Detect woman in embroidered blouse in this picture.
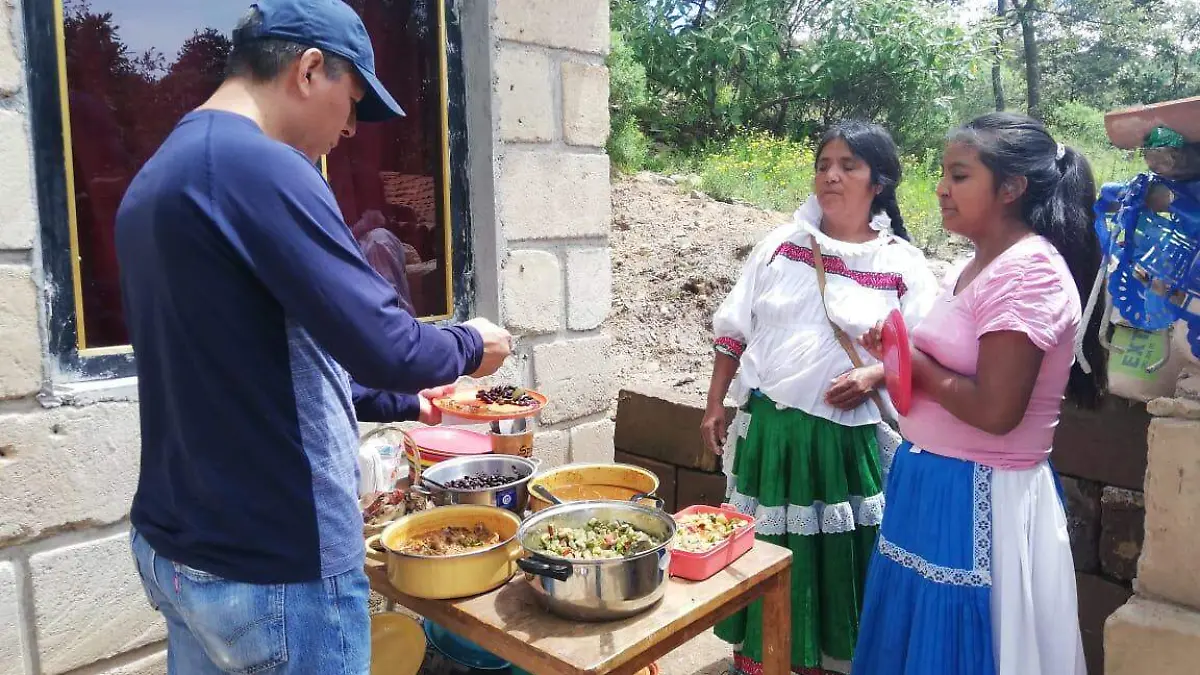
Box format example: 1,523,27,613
850,113,1105,675
702,121,938,675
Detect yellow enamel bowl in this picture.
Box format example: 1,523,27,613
526,463,661,512
365,505,523,600
369,613,425,675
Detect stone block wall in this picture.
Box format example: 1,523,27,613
0,0,614,672
1,0,167,670
486,0,616,464
1104,399,1200,674
612,386,734,512
1051,397,1151,674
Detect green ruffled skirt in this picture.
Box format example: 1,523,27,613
716,393,885,672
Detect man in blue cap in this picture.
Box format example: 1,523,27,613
116,2,512,672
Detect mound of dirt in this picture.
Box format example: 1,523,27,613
607,174,788,406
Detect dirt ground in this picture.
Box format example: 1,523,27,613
607,173,787,407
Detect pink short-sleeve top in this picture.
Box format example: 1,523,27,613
900,235,1081,470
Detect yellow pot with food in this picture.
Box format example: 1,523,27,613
365,505,523,599
527,463,661,512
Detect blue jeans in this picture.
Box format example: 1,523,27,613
130,528,370,674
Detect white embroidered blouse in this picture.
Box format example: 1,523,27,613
713,196,939,427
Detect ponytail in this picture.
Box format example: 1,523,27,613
953,113,1107,408
1028,146,1106,407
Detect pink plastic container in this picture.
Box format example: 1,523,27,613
669,504,756,581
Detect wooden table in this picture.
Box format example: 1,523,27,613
367,542,793,675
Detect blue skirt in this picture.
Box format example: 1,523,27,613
851,443,996,675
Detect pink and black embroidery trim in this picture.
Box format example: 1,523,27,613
714,337,746,358
770,242,908,298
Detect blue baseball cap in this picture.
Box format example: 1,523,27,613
241,0,405,121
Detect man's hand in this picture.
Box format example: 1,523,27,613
417,384,456,425
463,318,513,377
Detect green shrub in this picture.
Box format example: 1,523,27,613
609,116,651,174
1045,101,1110,149
688,132,815,212
898,152,949,254
607,28,652,174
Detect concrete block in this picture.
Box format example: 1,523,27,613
677,467,728,509
0,403,141,546
0,562,23,675
0,265,41,398
1060,476,1101,574
495,0,610,54
533,336,614,425
1178,369,1200,400
0,112,36,249
1100,487,1145,582
98,648,168,675
467,348,531,392
613,386,727,474
1052,397,1150,490
31,532,166,674
533,430,569,469
502,250,562,335
566,248,611,331
1139,418,1200,609
1076,572,1132,675
1106,596,1200,674
615,450,677,512
570,418,615,464
497,150,610,241
1147,396,1200,420
495,46,554,143
0,1,20,97
561,62,609,147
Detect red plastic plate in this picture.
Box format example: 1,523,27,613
881,309,913,416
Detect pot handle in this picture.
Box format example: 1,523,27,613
364,535,388,564
517,556,572,582
632,493,665,510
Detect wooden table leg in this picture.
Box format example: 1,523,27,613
760,567,792,675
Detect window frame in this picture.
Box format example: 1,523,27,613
24,0,473,383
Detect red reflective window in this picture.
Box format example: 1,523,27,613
58,0,454,349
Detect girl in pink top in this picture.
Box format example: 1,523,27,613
851,113,1106,675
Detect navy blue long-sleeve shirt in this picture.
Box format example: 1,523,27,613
349,381,421,422
116,110,482,583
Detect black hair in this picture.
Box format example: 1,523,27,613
226,7,352,82
816,120,910,241
952,112,1107,408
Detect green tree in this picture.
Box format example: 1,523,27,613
614,0,988,149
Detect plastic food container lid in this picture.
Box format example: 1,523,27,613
405,427,491,456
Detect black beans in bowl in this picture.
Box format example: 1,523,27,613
444,471,522,491
476,386,539,407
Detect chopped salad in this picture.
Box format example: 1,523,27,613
537,518,662,560
673,512,750,553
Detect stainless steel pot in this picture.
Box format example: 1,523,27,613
417,455,540,514
515,499,676,621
